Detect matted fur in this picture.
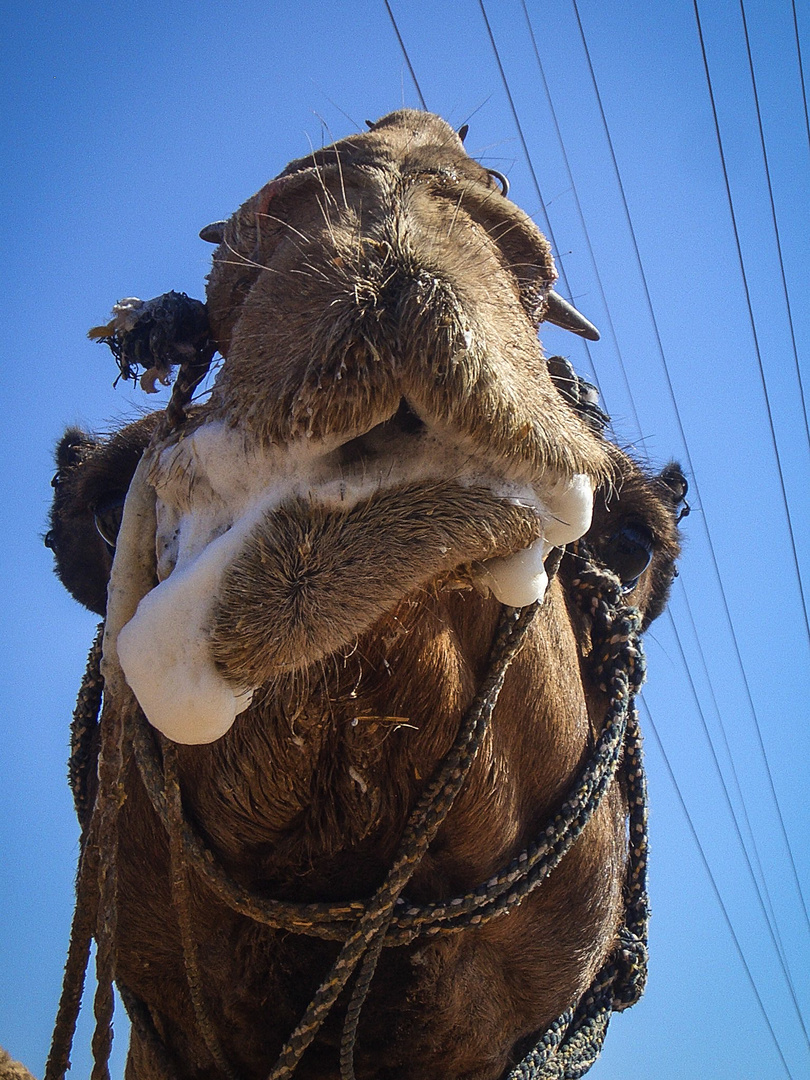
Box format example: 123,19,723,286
0,1048,36,1080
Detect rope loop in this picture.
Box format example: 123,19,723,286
50,541,651,1080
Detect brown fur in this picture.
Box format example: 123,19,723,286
0,1049,36,1080
47,111,685,1079
210,485,543,682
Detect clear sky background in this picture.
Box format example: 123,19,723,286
1,2,809,1078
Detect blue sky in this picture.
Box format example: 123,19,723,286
1,1,809,1077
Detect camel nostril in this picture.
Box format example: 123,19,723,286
391,398,425,435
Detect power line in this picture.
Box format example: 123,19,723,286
692,0,810,653
523,0,810,1042
384,2,427,109
675,580,785,959
792,0,810,155
643,700,796,1080
527,0,809,1020
570,0,810,939
516,0,810,1048
476,0,555,246
692,0,810,931
739,0,810,458
665,606,809,1049
476,0,604,400
519,0,645,452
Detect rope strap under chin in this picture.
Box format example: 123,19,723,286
49,546,649,1080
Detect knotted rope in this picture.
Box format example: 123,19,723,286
68,626,104,831
48,545,649,1080
88,291,215,432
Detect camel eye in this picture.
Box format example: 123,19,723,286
603,523,654,591
93,496,126,552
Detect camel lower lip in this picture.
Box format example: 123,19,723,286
117,421,595,744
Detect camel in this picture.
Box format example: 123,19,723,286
43,110,685,1080
0,1049,36,1080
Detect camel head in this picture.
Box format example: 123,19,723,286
45,111,688,1080
50,111,684,748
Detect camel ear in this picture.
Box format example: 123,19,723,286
45,417,159,615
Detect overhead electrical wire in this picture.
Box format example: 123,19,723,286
738,0,810,460
474,0,554,245
521,0,810,1046
665,606,809,1049
518,0,810,1059
383,0,427,111
475,0,605,402
692,0,810,930
567,0,810,942
472,0,806,1058
517,0,804,1014
675,579,786,961
383,0,807,1068
792,0,810,154
518,0,645,452
643,701,796,1080
565,0,810,950
692,0,810,653
572,0,810,1050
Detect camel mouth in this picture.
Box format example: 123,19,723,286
334,398,427,468
204,130,611,485
113,403,596,745
145,397,594,589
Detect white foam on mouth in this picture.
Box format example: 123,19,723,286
480,474,594,606
480,538,554,607
116,418,595,744
117,504,260,745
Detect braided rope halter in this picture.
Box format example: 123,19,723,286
47,319,649,1079
47,546,649,1080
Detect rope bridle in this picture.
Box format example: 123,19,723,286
47,536,649,1080
51,304,649,1080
